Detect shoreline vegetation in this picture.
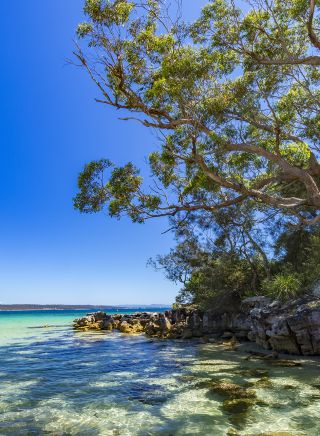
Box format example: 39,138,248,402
0,304,170,312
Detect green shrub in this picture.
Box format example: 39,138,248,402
262,272,302,301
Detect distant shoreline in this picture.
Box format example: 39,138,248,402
0,304,171,312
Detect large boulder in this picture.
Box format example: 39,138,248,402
119,320,144,334
73,312,112,331
145,314,172,337
250,296,320,355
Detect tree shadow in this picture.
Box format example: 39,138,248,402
0,330,320,435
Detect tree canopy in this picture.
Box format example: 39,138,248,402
74,0,320,227
150,212,320,306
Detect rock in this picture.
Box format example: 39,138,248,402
241,296,273,310
104,320,113,331
222,397,256,414
234,368,268,379
245,351,280,363
144,321,159,336
247,376,272,389
192,329,204,338
202,313,210,332
119,321,132,333
234,330,249,340
112,319,120,329
268,359,302,368
210,381,256,400
222,331,234,339
226,429,239,436
144,315,171,338
182,329,193,339
159,314,172,332
207,380,258,415
72,295,320,356
249,296,320,355
268,336,300,355
119,320,144,334
73,312,110,331
73,312,149,333
247,331,256,342
167,322,187,339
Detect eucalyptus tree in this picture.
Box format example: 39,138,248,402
149,204,273,304
74,0,320,227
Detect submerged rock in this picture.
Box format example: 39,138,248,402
222,397,256,413
268,359,302,368
210,381,256,400
203,379,259,417
247,376,272,389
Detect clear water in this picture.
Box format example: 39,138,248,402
0,310,320,435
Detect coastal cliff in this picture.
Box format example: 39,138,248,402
73,295,320,356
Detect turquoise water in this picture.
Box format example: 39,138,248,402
1,310,320,435
0,309,164,346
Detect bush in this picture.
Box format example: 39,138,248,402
175,253,262,309
262,272,302,301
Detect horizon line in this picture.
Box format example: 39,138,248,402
0,303,172,307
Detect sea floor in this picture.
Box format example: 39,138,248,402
0,311,320,435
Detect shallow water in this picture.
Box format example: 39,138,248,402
0,310,320,435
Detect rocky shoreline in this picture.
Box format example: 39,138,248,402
73,294,320,356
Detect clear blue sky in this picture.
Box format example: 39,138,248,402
1,1,213,305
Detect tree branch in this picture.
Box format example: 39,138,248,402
308,0,320,50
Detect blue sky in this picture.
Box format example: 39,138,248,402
2,1,213,305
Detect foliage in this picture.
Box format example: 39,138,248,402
152,215,320,306
176,253,256,309
74,0,320,226
74,159,112,213
262,271,302,301
150,208,271,307
73,1,320,306
274,227,320,291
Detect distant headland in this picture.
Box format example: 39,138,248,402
0,304,170,311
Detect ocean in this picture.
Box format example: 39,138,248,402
0,309,320,435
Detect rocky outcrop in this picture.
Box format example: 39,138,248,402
250,296,320,355
73,311,113,331
73,311,182,338
73,295,320,356
73,312,148,333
